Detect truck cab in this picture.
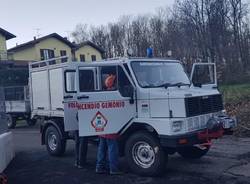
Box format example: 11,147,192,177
31,57,236,176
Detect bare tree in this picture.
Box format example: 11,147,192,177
71,24,90,43
71,0,250,83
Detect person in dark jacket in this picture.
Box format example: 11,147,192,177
74,130,88,168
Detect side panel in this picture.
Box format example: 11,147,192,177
5,101,30,113
149,88,170,118
49,68,64,111
31,71,50,111
78,92,136,136
64,101,78,131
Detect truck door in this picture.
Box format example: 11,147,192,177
190,63,217,89
63,69,78,131
77,65,136,137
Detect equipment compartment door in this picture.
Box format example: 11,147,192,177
77,65,136,136
63,69,78,131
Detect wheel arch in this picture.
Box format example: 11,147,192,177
41,118,66,145
119,122,159,156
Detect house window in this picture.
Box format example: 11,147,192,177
80,54,85,62
91,55,96,61
60,50,67,63
40,49,55,60
40,49,55,64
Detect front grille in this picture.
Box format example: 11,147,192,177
185,94,223,117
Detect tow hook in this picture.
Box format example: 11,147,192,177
194,141,212,150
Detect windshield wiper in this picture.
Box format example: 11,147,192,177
155,82,171,88
156,82,190,89
170,82,190,87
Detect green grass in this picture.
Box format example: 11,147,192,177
219,83,250,104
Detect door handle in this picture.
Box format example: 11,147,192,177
77,95,89,99
64,95,73,99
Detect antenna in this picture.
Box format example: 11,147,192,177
64,31,72,41
34,28,42,38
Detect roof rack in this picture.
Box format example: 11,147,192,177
102,57,128,61
29,56,70,69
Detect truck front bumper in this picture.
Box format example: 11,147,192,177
160,115,237,148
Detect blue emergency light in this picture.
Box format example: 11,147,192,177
147,48,153,58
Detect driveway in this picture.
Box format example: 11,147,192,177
4,123,250,184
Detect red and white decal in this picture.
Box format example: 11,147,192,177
91,111,108,132
68,100,125,110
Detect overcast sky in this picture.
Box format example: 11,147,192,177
1,0,174,49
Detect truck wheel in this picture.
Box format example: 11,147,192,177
45,126,66,156
6,114,16,129
27,119,36,126
125,131,167,176
178,146,210,159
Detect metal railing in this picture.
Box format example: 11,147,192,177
29,56,71,69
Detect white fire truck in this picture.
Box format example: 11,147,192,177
29,56,236,176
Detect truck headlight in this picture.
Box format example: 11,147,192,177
172,121,183,132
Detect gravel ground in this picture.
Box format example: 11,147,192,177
3,123,250,184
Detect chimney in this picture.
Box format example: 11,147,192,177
33,36,36,40
64,37,68,40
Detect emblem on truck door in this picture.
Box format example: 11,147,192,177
91,111,108,132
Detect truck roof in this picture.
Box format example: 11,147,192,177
29,56,180,71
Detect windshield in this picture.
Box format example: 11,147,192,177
131,61,190,88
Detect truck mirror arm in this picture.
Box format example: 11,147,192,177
129,94,135,104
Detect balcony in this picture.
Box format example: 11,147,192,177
0,51,14,61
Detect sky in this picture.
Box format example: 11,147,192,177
0,0,175,49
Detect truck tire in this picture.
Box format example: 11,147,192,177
178,146,210,159
6,114,16,129
125,131,167,176
26,119,36,126
45,126,66,156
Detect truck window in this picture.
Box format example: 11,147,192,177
4,86,24,101
79,70,95,92
65,70,76,93
118,66,133,97
100,66,117,91
192,65,215,85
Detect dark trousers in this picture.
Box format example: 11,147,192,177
74,131,88,166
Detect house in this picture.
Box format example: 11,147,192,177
8,33,105,63
0,27,16,61
8,33,75,62
73,41,104,62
